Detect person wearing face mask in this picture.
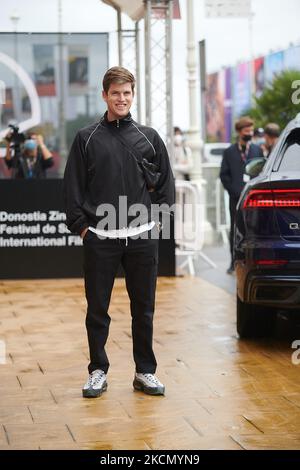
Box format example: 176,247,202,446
5,131,53,179
220,116,264,274
173,127,193,181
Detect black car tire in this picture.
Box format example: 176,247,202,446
236,295,276,338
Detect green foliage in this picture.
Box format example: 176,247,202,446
247,70,300,130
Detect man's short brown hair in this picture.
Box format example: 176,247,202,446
264,123,280,138
235,116,254,132
102,66,135,94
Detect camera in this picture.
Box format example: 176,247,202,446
5,124,26,146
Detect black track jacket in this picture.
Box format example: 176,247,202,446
63,112,175,235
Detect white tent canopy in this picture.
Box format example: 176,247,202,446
102,0,145,21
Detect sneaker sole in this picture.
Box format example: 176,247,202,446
133,379,165,396
82,382,108,398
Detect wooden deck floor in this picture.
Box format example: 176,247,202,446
1,276,300,450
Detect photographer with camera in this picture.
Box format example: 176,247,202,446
5,126,54,179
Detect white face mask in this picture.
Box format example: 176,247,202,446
256,138,266,146
174,134,183,146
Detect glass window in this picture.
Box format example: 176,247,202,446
0,32,108,178
279,130,300,171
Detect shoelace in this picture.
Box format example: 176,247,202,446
87,375,94,387
142,373,160,385
90,370,105,386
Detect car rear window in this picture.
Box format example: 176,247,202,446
279,129,300,171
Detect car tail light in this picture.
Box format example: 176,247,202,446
243,189,300,208
274,190,300,207
255,259,288,266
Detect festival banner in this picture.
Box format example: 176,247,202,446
206,71,225,142
233,62,251,118
284,45,300,70
224,67,233,142
264,51,284,84
254,57,265,97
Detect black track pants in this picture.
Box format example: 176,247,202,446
83,230,159,375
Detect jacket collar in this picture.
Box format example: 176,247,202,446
101,111,133,128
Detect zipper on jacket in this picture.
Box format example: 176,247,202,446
117,120,127,216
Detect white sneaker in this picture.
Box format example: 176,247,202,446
133,373,165,396
82,369,107,398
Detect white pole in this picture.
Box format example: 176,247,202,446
186,0,213,244
144,0,152,126
249,11,256,103
10,11,21,123
57,0,67,175
186,0,203,179
166,0,173,162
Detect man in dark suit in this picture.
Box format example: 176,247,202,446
220,116,264,274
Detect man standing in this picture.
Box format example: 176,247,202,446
220,116,264,274
64,67,174,398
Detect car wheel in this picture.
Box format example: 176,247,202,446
236,295,276,338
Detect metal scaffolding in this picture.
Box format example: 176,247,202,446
102,0,173,158
144,0,173,159
116,7,141,123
